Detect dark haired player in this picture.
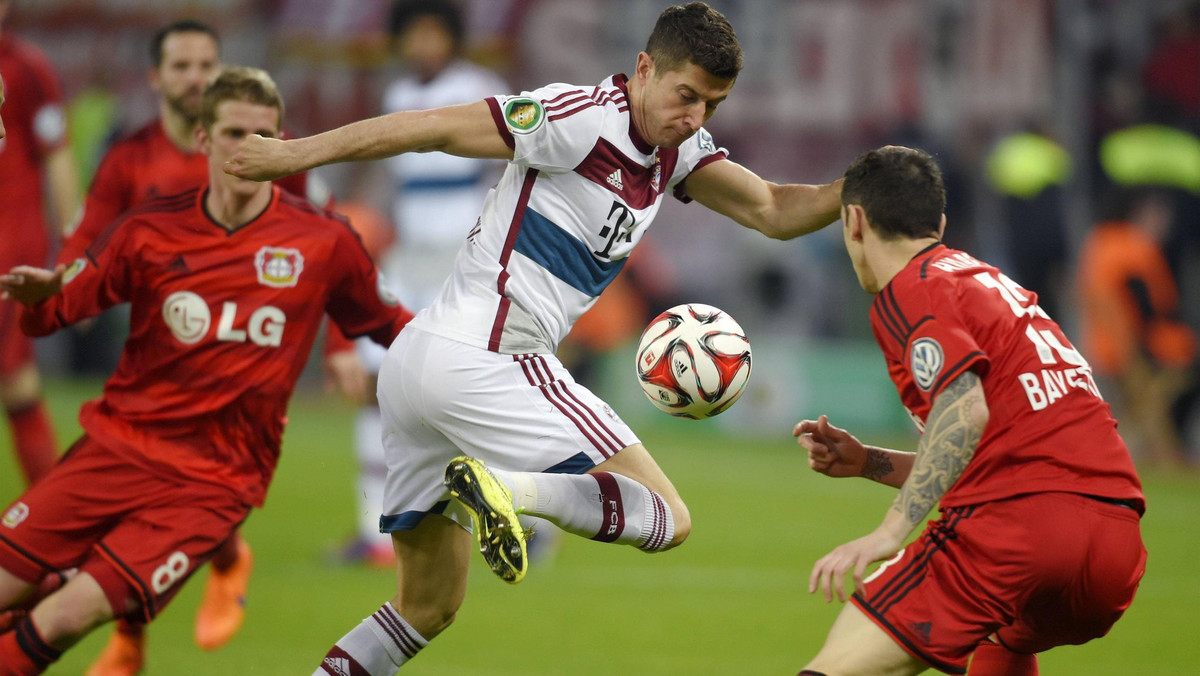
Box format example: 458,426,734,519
795,146,1146,676
229,3,846,674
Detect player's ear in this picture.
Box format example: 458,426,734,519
844,204,867,243
194,123,210,154
635,51,654,82
148,66,162,94
937,213,947,239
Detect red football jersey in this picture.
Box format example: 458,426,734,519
60,120,326,263
871,243,1144,512
0,34,67,263
21,186,412,506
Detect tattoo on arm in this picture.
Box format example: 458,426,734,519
862,448,895,481
891,371,985,528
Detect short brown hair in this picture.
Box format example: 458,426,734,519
645,2,742,81
842,146,946,240
150,19,220,66
199,66,284,130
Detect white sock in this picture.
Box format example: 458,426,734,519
492,469,675,551
314,602,427,675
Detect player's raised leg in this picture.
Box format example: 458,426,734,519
313,515,469,675
802,603,927,676
463,441,691,560
425,342,690,578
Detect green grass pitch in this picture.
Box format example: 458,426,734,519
1,378,1196,674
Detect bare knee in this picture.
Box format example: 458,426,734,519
29,573,114,647
661,499,692,551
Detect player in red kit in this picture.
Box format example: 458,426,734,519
794,146,1146,676
0,66,411,676
58,20,346,675
0,0,79,491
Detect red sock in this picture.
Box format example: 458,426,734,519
6,402,58,485
211,532,242,571
968,640,1038,675
0,616,61,675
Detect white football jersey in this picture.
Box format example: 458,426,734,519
409,73,728,354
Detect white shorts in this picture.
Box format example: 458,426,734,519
377,327,639,532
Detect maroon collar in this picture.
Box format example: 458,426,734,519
613,73,654,154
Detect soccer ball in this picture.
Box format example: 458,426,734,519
635,303,752,419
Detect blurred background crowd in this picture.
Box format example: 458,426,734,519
6,0,1199,465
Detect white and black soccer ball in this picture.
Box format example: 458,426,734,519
634,303,752,419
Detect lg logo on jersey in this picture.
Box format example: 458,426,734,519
162,291,285,347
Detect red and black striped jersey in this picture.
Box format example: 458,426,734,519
871,243,1144,513
22,186,412,506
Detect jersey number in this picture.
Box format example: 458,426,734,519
972,271,1087,367
151,551,190,594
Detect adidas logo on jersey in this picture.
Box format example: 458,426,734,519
167,254,190,274
606,168,624,191
323,656,352,676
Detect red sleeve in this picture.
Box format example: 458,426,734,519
901,286,989,406
325,224,413,347
60,152,132,263
22,217,136,336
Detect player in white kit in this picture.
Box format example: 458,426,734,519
226,4,844,673
344,0,509,567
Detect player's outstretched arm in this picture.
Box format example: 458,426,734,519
684,159,843,239
807,370,988,603
794,415,914,488
0,265,65,305
224,100,514,182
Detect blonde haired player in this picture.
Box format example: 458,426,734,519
0,66,412,675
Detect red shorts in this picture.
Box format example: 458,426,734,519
850,492,1146,674
0,436,250,622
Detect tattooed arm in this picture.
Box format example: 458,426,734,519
807,371,989,603
888,371,988,530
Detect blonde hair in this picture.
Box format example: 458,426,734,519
199,65,283,130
